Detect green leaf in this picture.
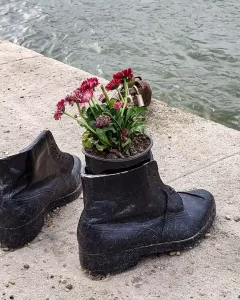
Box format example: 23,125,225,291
125,107,135,125
82,130,89,138
109,98,117,109
96,143,107,151
77,119,96,134
115,109,123,127
86,106,93,117
82,138,93,148
130,124,145,134
89,119,97,130
82,131,94,148
121,138,131,148
111,137,119,145
96,128,111,146
92,106,102,115
78,119,88,129
101,125,117,133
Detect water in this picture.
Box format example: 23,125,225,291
1,0,240,130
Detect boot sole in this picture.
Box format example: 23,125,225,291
80,206,216,275
0,183,82,249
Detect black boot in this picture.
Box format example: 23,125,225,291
77,160,216,274
0,130,82,248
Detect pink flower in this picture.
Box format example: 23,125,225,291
98,94,105,102
95,115,111,128
113,102,122,109
105,78,121,91
113,68,133,80
81,89,93,103
54,111,62,120
65,94,76,106
54,99,65,120
79,77,99,92
73,89,93,104
73,90,82,101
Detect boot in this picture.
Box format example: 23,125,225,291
77,160,216,274
0,130,82,248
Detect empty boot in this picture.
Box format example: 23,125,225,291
0,130,82,248
78,160,215,274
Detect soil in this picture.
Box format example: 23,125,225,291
85,133,151,159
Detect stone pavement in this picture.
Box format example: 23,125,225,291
0,40,240,300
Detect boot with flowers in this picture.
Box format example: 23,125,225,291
53,68,216,274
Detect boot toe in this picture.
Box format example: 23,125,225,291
181,188,215,221
185,189,214,203
162,189,216,246
180,189,216,236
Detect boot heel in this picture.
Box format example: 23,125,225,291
79,248,140,274
0,215,44,249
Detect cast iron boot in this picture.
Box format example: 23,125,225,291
0,130,82,248
78,160,216,274
129,76,152,107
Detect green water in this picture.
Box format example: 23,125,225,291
1,0,240,130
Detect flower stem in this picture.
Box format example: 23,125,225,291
63,112,79,121
124,78,129,98
79,120,96,134
89,100,96,117
76,103,84,118
91,98,99,110
121,79,129,117
117,89,125,103
104,112,122,129
101,85,110,104
93,96,103,110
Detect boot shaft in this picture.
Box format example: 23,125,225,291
0,130,81,231
0,131,73,195
81,160,168,222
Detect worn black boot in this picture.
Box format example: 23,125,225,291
77,160,216,274
0,130,82,248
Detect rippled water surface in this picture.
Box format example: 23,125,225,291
1,0,240,130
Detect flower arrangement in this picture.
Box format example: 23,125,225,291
54,68,149,158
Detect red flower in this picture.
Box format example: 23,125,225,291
95,115,111,128
98,94,105,102
65,94,76,106
113,68,133,80
54,99,65,120
105,78,121,91
73,89,93,104
113,102,122,109
81,89,93,103
79,77,99,92
73,90,82,102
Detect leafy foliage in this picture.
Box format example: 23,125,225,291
83,97,147,155
54,68,147,156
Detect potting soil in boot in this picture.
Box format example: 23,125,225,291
0,130,82,248
78,160,216,274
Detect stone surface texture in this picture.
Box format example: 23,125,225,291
0,40,240,300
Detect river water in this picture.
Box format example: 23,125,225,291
1,0,240,130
